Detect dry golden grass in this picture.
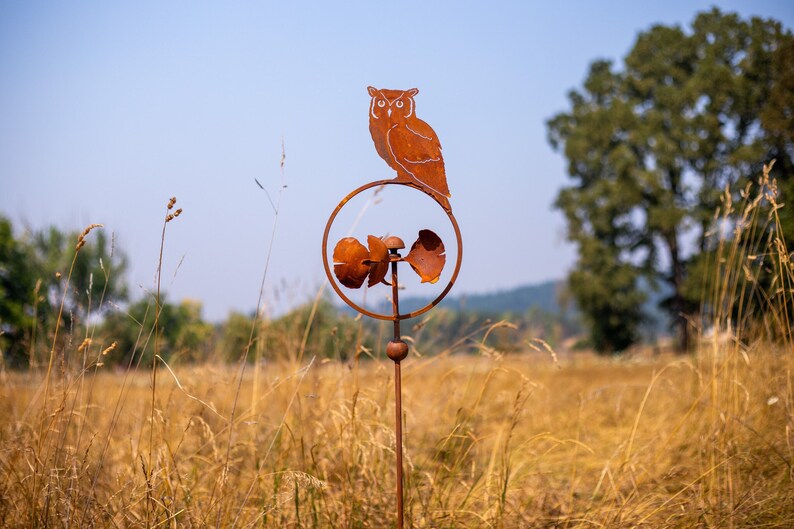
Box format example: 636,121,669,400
1,343,791,528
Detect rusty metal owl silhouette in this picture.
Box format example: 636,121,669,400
367,86,451,212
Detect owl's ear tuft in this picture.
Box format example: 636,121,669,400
367,86,378,96
407,88,419,97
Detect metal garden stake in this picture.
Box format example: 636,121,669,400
322,87,462,529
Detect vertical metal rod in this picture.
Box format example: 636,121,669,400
394,360,404,529
390,256,401,341
389,253,404,529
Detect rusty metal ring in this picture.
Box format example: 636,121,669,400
322,179,463,321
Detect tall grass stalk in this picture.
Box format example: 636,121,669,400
146,196,182,525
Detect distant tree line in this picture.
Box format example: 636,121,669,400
547,8,794,353
0,216,353,368
2,216,570,369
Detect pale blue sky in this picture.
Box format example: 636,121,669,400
1,1,792,321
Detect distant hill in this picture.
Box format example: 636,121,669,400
366,279,568,316
428,280,563,314
355,277,671,339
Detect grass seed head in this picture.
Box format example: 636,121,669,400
76,223,104,250
166,207,183,223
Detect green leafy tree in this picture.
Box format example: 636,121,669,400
24,225,129,366
1,219,129,366
260,299,363,362
162,299,214,363
0,217,39,367
34,227,128,322
0,219,131,367
762,35,794,237
217,311,256,363
99,296,213,366
213,300,365,364
547,9,793,352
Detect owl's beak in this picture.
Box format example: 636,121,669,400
387,108,392,118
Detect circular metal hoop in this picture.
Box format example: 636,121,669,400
322,179,463,321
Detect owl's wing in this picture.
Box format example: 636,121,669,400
389,122,450,203
404,119,443,158
389,126,442,164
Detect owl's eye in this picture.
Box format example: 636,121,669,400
395,101,404,108
377,100,386,108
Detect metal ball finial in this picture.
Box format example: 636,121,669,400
386,340,409,362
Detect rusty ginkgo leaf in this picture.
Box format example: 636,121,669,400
404,229,445,284
367,235,389,287
333,237,370,289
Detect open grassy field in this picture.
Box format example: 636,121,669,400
2,165,791,527
2,340,791,528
